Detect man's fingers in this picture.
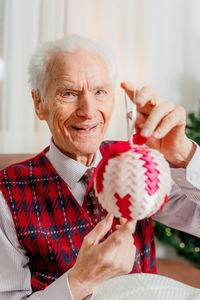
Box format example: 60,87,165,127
140,102,176,137
121,81,139,101
83,213,113,247
117,218,137,233
116,217,128,230
99,219,136,257
152,106,186,139
121,83,163,117
135,86,160,106
119,217,127,226
128,112,146,131
120,219,137,234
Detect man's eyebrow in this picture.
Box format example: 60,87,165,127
93,84,111,90
55,78,112,91
56,82,81,91
56,84,112,92
61,85,80,91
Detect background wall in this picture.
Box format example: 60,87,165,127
0,0,200,153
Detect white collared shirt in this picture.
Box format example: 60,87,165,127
0,141,200,300
47,139,102,206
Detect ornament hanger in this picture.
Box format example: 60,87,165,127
124,88,137,146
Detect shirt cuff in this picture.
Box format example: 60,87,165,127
32,271,74,300
171,142,200,190
186,142,200,189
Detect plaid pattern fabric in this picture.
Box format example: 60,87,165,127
0,142,156,292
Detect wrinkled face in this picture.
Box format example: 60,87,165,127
36,49,115,164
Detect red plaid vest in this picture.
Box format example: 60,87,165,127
0,141,156,292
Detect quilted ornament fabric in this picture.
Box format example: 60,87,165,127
91,274,200,300
93,142,171,220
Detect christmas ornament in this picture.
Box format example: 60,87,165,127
91,134,171,220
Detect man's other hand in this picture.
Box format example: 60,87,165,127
68,214,136,300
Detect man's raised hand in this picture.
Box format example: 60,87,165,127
121,82,196,167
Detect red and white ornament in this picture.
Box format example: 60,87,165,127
93,136,171,220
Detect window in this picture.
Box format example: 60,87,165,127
0,0,5,133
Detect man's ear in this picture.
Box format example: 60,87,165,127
32,90,46,120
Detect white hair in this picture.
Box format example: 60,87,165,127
28,34,117,98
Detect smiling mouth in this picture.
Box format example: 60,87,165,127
71,124,98,133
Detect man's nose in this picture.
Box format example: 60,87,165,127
76,93,96,119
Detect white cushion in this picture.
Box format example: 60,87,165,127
91,274,200,300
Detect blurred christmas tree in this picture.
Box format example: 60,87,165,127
153,108,200,269
186,111,200,144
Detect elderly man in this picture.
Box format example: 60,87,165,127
0,35,199,300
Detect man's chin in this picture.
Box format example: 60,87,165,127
76,143,100,155
73,134,103,154
70,143,100,165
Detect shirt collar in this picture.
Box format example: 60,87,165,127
47,139,102,189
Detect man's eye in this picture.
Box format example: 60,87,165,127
58,91,78,102
64,92,74,97
96,90,104,96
